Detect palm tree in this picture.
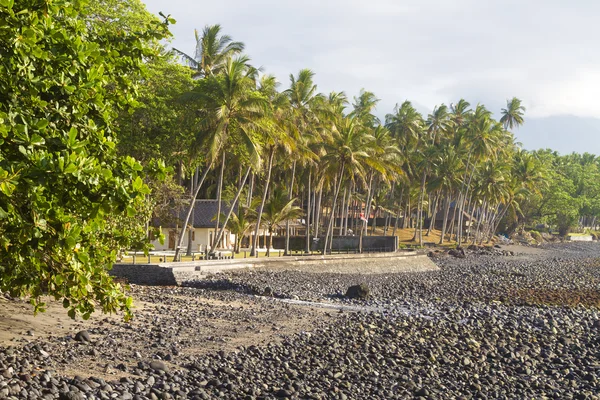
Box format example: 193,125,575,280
173,56,265,260
227,206,255,253
172,24,244,77
410,104,453,245
321,116,370,253
285,69,322,254
350,89,380,127
500,97,526,130
385,101,425,242
249,76,298,257
261,188,304,256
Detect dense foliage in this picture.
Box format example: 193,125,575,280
136,24,600,255
0,0,169,318
2,0,598,319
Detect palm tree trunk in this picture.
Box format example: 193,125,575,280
370,207,378,235
173,165,212,261
314,188,323,238
472,200,486,244
340,187,347,236
246,172,254,207
268,227,274,256
284,160,297,256
439,195,452,244
491,200,512,240
212,152,226,250
413,171,427,245
449,198,458,241
426,195,439,236
324,163,345,254
463,194,474,244
456,151,473,244
211,166,252,255
343,186,350,235
458,163,476,245
305,169,312,254
383,212,389,236
392,186,404,238
186,172,196,257
251,147,275,257
328,190,339,253
362,172,375,237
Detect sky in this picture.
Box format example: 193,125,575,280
141,0,600,155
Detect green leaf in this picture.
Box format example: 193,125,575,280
132,176,143,191
30,134,45,146
64,163,77,174
68,127,77,145
36,119,49,130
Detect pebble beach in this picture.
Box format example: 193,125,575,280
1,242,600,399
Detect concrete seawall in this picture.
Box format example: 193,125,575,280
110,251,439,286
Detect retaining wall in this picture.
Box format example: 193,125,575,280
567,235,594,242
271,235,398,252
110,251,438,286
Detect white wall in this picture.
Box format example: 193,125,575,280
151,228,234,251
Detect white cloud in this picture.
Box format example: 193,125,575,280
143,0,600,122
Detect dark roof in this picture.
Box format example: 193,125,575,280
156,200,238,229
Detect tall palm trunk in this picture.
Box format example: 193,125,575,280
392,186,404,238
412,170,428,245
462,193,474,244
471,200,486,245
284,160,297,256
314,188,323,238
458,162,476,245
362,173,375,236
212,166,252,254
246,172,254,207
174,165,212,261
344,186,351,235
251,147,276,257
211,152,226,250
340,187,348,236
426,195,439,236
324,163,345,254
370,206,378,235
439,195,452,244
186,170,196,256
305,169,312,254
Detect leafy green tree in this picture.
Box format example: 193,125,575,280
0,0,170,318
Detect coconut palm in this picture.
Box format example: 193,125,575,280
261,188,304,256
173,56,266,260
285,69,323,254
220,205,255,253
321,116,371,252
172,24,244,77
500,97,526,130
249,77,298,257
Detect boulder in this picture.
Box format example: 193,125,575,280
448,247,466,258
74,330,91,343
345,284,370,299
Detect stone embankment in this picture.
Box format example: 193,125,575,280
110,250,438,286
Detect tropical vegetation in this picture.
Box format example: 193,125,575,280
3,0,600,318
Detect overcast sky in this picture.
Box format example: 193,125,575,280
142,0,600,155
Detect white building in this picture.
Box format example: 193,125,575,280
151,200,235,252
